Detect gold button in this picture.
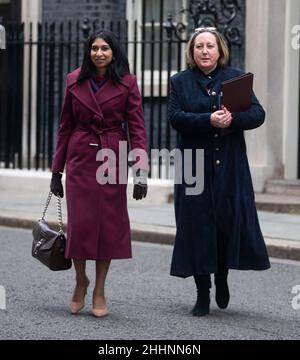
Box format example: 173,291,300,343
215,148,220,151
212,105,217,110
216,160,221,165
211,91,216,96
214,133,219,138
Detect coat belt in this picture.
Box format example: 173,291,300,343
74,124,124,149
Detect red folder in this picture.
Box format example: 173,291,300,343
220,72,254,112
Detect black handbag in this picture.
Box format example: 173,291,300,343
32,191,72,271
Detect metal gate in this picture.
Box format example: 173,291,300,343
0,0,245,176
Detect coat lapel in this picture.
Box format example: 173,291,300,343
69,79,103,118
192,67,223,95
192,68,211,94
94,80,124,105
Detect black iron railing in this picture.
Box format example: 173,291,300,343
0,1,245,176
0,20,185,174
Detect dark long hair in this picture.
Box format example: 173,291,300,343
77,30,130,84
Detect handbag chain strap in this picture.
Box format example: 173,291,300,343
41,191,64,234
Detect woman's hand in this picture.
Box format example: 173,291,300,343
133,169,148,200
133,183,148,200
210,106,232,128
50,172,64,198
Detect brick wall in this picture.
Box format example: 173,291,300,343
42,0,126,25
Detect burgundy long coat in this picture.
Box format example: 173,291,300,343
51,68,148,260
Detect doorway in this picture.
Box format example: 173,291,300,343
0,0,22,167
0,0,21,24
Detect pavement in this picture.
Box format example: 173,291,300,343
1,226,300,340
0,169,300,262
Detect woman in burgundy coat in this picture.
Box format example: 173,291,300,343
50,30,148,317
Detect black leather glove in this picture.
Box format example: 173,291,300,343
133,169,148,200
50,172,64,198
133,183,147,200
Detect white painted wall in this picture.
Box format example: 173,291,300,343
283,0,300,179
245,0,300,190
21,0,42,167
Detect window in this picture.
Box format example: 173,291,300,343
127,0,187,96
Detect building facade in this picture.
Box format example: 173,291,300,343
0,0,299,191
245,0,300,189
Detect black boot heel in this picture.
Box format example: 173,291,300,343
192,292,210,316
215,272,230,309
192,275,211,317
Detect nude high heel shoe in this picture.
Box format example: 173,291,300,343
92,295,108,317
69,278,90,314
92,306,108,317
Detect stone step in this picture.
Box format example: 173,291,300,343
265,179,300,196
168,192,300,214
255,192,300,214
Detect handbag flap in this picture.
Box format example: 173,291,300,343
32,219,63,250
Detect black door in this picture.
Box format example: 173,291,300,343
298,8,300,178
0,0,21,25
0,0,22,167
298,51,300,178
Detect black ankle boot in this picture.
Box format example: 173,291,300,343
192,275,211,317
214,271,230,309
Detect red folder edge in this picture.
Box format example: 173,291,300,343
220,72,254,113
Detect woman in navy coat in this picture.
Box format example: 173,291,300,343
168,27,270,316
50,30,148,317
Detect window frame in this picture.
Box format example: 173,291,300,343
126,0,188,96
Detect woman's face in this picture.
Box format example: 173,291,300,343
193,32,220,74
90,37,113,74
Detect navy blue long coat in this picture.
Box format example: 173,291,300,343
168,66,270,277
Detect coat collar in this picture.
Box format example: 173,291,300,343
69,77,124,118
69,79,102,116
93,79,124,105
191,66,225,94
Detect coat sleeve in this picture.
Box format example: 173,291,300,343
168,78,213,134
230,91,265,131
125,75,148,171
51,83,75,173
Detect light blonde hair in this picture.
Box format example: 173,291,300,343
186,28,229,68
